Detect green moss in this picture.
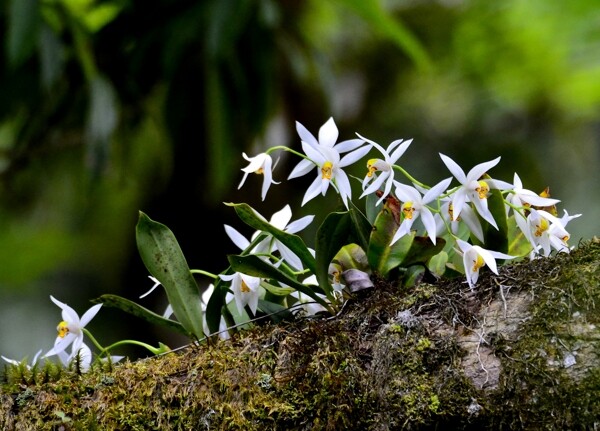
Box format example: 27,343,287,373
1,238,599,430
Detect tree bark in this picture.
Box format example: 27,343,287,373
2,238,599,430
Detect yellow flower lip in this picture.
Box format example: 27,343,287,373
57,321,69,338
534,218,550,237
472,254,485,272
241,281,251,293
321,161,333,180
475,180,490,199
402,201,415,220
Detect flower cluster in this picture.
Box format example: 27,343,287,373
2,117,582,369
237,116,579,282
131,116,581,344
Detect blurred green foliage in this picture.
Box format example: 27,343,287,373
1,0,599,355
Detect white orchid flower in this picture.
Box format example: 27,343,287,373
328,263,345,294
225,204,314,270
356,134,413,206
527,209,581,257
508,172,561,239
434,197,485,243
509,173,561,209
44,296,102,358
455,239,514,290
288,117,364,179
391,177,452,245
440,154,511,230
238,152,280,200
219,272,261,315
299,141,371,209
288,118,370,209
254,204,314,269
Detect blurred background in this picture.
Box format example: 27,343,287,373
1,0,598,362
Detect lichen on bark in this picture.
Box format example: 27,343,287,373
2,238,599,430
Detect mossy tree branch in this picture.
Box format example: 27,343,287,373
2,239,600,430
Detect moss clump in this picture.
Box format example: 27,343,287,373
1,238,599,430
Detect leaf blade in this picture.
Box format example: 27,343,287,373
136,212,204,339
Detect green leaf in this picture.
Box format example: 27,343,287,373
93,294,189,337
227,254,332,312
507,215,533,257
481,175,509,254
381,232,416,277
81,3,123,33
400,236,446,268
403,265,425,288
333,243,369,272
428,251,448,278
367,196,402,274
206,276,234,335
315,211,352,297
261,281,296,297
226,202,317,273
348,200,372,252
365,191,383,225
136,212,204,339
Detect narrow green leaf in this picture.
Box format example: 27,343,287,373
367,197,401,274
226,202,316,273
481,175,509,254
261,281,296,297
348,200,372,252
365,191,383,225
93,294,189,337
403,265,426,288
315,211,352,297
227,254,332,312
206,276,233,335
136,212,204,339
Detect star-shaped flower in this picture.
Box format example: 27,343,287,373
391,177,452,245
44,296,102,358
440,154,511,229
288,118,370,209
455,239,514,289
434,197,484,243
507,173,561,242
219,272,261,315
527,209,581,257
357,134,413,206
